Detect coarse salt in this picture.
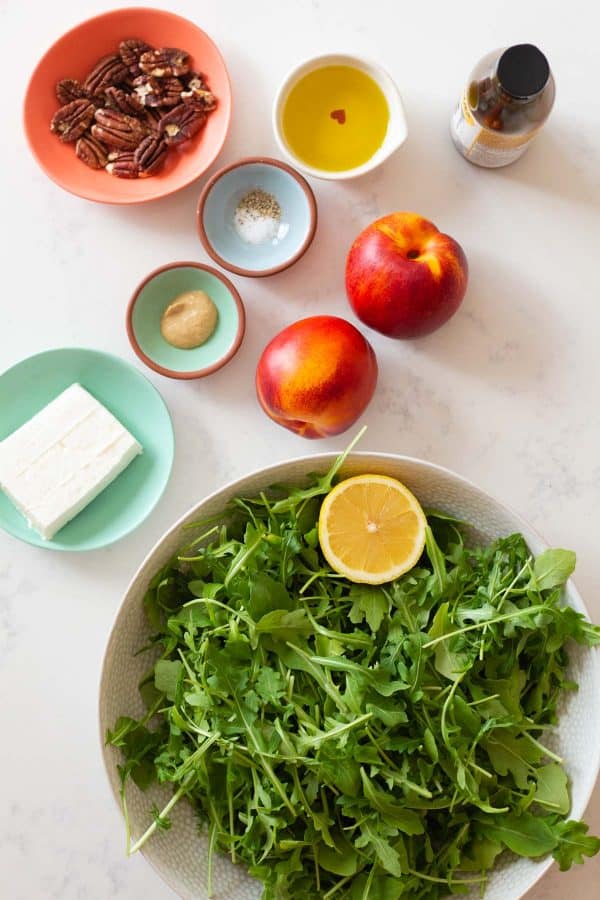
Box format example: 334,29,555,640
233,188,283,245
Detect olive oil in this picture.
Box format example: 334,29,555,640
282,65,389,172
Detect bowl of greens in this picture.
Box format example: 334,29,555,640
100,445,600,900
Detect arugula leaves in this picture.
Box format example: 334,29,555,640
552,820,600,871
108,454,600,899
532,549,576,591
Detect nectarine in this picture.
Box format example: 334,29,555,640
256,315,378,438
346,212,468,338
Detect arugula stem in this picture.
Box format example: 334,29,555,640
178,525,221,558
120,782,131,856
179,733,222,775
227,763,236,864
300,570,325,594
306,712,373,745
207,820,218,898
286,643,348,712
441,674,464,751
423,605,547,649
182,511,226,531
224,532,265,586
361,864,375,899
184,597,254,628
468,693,500,707
469,761,494,779
128,782,188,856
323,874,353,899
232,693,296,815
270,426,367,514
365,728,434,798
302,605,371,647
522,730,564,764
408,869,484,885
129,732,221,856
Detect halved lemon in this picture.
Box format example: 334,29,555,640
318,474,427,585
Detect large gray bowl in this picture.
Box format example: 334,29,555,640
100,453,600,900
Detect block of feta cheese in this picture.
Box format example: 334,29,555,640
0,383,142,540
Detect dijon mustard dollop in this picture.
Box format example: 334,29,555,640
160,290,218,349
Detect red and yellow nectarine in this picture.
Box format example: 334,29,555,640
346,212,468,338
256,315,378,438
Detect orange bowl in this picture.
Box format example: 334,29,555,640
23,7,232,204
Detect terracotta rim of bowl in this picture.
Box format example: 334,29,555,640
196,156,318,277
22,7,232,205
126,261,246,379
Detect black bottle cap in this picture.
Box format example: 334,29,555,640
497,44,550,99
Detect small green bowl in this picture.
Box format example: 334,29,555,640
0,348,174,551
127,262,246,379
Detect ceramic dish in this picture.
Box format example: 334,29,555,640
99,452,600,899
0,348,173,550
23,7,232,204
127,261,245,379
196,157,317,276
273,53,407,180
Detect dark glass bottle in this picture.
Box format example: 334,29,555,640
450,44,555,168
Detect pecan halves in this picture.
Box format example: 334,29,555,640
75,134,109,169
50,99,95,142
56,78,88,105
119,38,151,75
134,134,168,176
143,107,162,134
179,73,217,110
104,86,144,117
181,71,207,88
51,38,216,178
133,75,183,108
160,104,206,145
181,84,217,111
105,151,139,178
139,47,190,78
91,108,147,150
84,54,128,95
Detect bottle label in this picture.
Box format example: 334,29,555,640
450,90,538,167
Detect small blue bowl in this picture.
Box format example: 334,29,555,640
197,156,317,277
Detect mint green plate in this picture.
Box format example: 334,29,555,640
0,348,174,551
127,262,245,379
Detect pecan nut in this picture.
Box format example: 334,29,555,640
84,54,128,95
143,107,162,133
119,38,151,75
56,78,88,105
106,151,139,178
91,108,147,150
104,86,144,117
50,99,95,142
133,75,182,108
139,47,190,78
75,134,109,169
134,134,168,176
181,79,217,111
160,103,206,145
181,71,206,88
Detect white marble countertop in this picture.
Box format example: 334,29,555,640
2,0,599,897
